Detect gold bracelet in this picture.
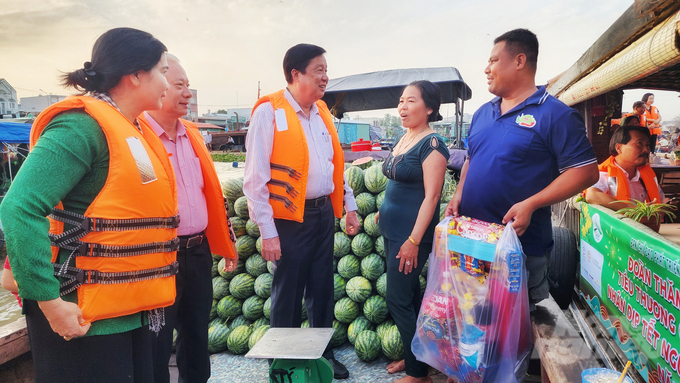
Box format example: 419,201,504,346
408,236,420,246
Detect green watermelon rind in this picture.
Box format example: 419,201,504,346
242,295,265,321
334,297,360,324
363,295,389,324
345,276,372,303
337,255,360,280
254,273,273,299
229,273,256,300
348,316,375,345
234,196,250,219
361,254,385,281
354,330,382,362
227,325,254,354
351,233,374,258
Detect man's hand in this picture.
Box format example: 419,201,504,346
38,298,91,340
346,210,360,236
222,258,238,272
445,193,462,217
502,199,537,236
262,236,282,262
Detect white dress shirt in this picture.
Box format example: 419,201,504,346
244,89,357,239
593,160,664,203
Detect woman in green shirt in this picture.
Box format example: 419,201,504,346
0,28,171,382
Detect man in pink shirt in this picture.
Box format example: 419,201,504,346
142,55,237,383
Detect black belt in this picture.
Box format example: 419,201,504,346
178,231,205,249
305,196,329,208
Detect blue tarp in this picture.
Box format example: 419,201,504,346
0,121,31,144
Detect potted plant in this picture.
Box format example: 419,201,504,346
615,200,677,232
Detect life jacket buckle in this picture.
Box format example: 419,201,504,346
170,261,180,276
79,216,92,232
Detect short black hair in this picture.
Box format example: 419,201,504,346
642,93,654,103
633,101,645,109
62,28,167,94
621,114,640,126
407,80,443,123
283,44,326,84
494,28,539,70
609,124,650,156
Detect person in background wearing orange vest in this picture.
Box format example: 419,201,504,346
140,55,238,383
244,43,360,380
0,28,176,382
642,93,662,153
585,125,666,216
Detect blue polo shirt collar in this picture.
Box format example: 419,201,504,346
491,86,550,118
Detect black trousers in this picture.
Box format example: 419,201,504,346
384,238,431,378
24,299,153,383
152,238,213,383
271,200,336,359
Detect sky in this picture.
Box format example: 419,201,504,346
2,0,678,120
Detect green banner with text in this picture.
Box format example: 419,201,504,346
580,203,680,383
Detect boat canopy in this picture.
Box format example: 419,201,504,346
0,121,31,144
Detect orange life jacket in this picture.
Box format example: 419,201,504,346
137,115,237,260
252,90,345,222
31,96,180,324
644,106,662,135
598,156,661,203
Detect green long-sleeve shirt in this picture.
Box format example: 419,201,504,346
0,111,144,336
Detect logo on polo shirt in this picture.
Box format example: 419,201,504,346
515,113,536,128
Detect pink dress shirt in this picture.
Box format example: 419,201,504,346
144,112,209,236
244,89,357,240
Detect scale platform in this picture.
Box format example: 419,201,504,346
245,328,334,360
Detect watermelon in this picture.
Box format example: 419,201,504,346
440,172,457,203
234,196,250,219
382,325,404,360
334,217,340,232
361,254,385,281
333,257,338,273
376,273,387,298
352,157,373,169
256,236,263,254
236,235,257,259
334,297,360,324
242,296,265,320
222,178,244,201
228,315,252,330
340,213,364,235
301,320,310,328
229,217,247,237
355,192,376,217
253,317,270,329
419,275,427,298
330,320,349,347
211,260,219,278
227,325,253,354
263,297,272,319
246,219,260,238
354,330,382,361
245,253,268,277
375,190,385,211
374,236,385,257
210,299,218,321
364,295,388,324
363,212,380,237
351,233,373,258
344,163,352,170
248,325,270,349
227,199,236,218
348,316,375,345
229,273,255,299
267,260,275,275
219,258,245,280
213,252,222,261
212,276,231,300
345,276,372,303
207,323,231,353
364,165,388,194
333,232,351,259
217,295,242,320
209,317,225,328
333,273,347,301
376,319,395,341
337,255,360,279
254,273,273,299
344,166,365,195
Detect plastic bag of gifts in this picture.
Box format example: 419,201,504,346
411,216,532,383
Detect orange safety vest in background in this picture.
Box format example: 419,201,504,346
644,106,662,135
31,96,179,324
138,115,237,261
598,156,661,203
252,90,345,222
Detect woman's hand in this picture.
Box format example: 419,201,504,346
38,298,91,340
396,240,419,275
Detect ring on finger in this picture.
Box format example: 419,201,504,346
405,261,411,266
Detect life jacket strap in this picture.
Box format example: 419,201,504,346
75,238,180,257
267,179,299,198
269,193,297,213
270,163,302,180
53,261,180,296
49,208,180,232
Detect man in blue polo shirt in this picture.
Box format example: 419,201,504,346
446,28,599,308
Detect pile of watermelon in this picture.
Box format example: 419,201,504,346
210,158,454,363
